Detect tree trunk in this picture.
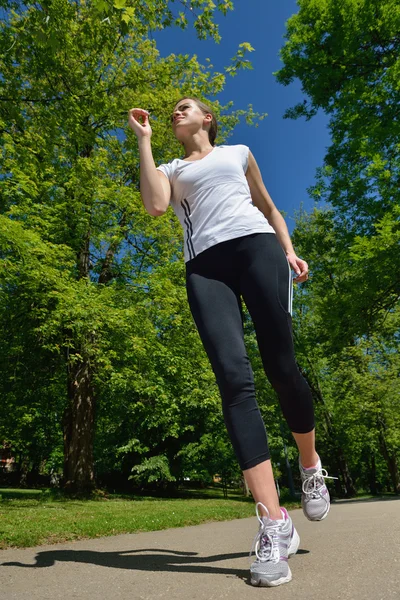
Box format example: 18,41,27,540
368,453,377,496
98,213,126,285
19,457,30,488
242,475,251,497
378,419,400,494
62,228,97,495
62,352,96,494
334,446,357,497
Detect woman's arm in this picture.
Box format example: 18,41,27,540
245,150,309,283
128,108,170,216
138,138,170,216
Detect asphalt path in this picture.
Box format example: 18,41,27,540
1,497,399,600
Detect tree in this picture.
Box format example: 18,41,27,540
291,206,400,495
275,0,400,339
0,0,262,492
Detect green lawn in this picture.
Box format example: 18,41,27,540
0,487,301,550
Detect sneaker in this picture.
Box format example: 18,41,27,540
250,502,300,587
299,458,337,521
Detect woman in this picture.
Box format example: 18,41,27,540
128,98,334,587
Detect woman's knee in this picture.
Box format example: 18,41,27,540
217,367,254,400
265,358,301,390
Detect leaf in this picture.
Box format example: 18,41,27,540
113,0,126,9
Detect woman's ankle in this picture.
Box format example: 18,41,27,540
300,453,320,469
257,502,282,520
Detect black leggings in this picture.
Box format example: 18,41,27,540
185,232,315,471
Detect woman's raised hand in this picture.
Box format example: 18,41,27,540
128,108,152,138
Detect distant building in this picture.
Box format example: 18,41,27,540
0,443,16,472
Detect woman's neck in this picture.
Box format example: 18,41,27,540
182,133,213,158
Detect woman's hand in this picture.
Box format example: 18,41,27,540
286,252,309,283
128,108,152,138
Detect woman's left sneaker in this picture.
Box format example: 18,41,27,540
250,502,300,587
299,458,337,521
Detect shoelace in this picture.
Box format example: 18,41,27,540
301,468,338,497
249,502,281,561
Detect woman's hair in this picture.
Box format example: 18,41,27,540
174,97,218,146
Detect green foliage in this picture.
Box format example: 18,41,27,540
291,206,400,494
129,455,176,486
225,42,255,76
0,0,266,489
276,0,400,354
276,0,400,228
1,0,398,499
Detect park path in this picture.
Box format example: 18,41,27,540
0,498,399,600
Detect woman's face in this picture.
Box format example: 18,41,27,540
171,99,211,140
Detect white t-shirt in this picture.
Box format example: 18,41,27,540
156,144,276,262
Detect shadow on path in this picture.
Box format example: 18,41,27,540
1,547,309,580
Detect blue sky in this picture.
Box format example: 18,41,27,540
154,0,331,232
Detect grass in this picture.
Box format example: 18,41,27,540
0,486,301,550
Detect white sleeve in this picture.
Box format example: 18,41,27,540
238,145,250,173
156,162,173,181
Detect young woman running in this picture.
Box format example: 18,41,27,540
128,98,335,587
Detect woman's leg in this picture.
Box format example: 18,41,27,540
186,256,281,517
292,430,319,468
243,460,281,519
186,241,300,588
238,234,317,451
238,234,334,521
